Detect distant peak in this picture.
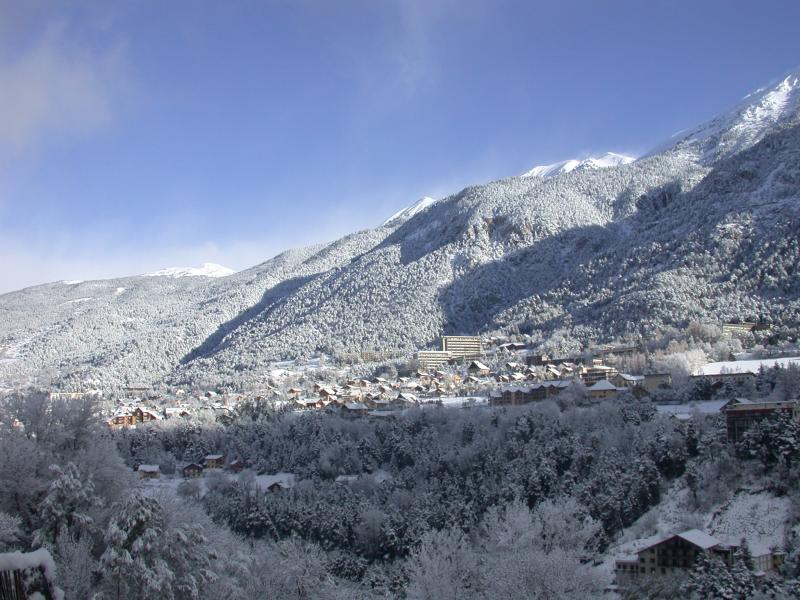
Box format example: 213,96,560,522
142,263,235,278
521,152,635,179
383,196,439,226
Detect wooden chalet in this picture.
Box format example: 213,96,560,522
182,463,204,478
203,454,225,469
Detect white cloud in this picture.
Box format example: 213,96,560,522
0,21,126,159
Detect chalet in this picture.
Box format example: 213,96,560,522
182,463,204,478
467,361,491,376
258,473,296,493
107,412,136,428
287,387,303,397
643,373,672,393
228,459,246,473
615,529,783,588
137,464,161,479
318,386,337,399
395,392,419,406
526,353,550,366
295,397,319,410
134,408,161,423
341,402,369,417
721,398,800,442
588,379,620,400
203,454,225,469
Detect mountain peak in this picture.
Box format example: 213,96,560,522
142,263,235,278
648,69,800,162
521,152,635,179
383,196,439,226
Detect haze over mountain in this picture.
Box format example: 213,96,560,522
1,70,799,390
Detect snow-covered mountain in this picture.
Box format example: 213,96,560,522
142,263,236,278
1,69,798,389
383,196,439,226
649,69,800,162
521,152,635,178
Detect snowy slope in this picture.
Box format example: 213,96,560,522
521,152,635,178
695,356,800,376
142,263,236,278
649,69,800,162
383,196,439,226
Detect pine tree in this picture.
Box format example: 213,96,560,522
33,462,100,548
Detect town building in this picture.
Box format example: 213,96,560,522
441,336,482,360
588,379,620,400
416,351,452,371
721,398,800,442
643,373,672,393
615,529,783,588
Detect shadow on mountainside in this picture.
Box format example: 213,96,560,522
438,124,800,336
180,274,316,364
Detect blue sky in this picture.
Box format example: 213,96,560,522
1,0,799,292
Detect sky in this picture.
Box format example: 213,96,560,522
1,0,799,293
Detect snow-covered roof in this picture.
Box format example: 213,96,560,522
618,373,644,381
204,454,224,460
344,402,367,410
676,529,723,550
138,464,160,473
589,380,618,391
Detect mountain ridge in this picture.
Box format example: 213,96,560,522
1,69,799,389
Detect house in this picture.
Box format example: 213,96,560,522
341,402,369,417
203,454,225,469
107,411,136,428
467,361,491,376
137,464,161,479
721,398,800,442
295,397,319,410
182,463,204,478
228,459,246,473
613,373,644,389
588,379,619,400
134,408,162,423
257,473,296,493
287,387,303,397
643,373,672,393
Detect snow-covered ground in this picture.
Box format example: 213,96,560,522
142,263,235,278
656,400,726,415
695,356,800,376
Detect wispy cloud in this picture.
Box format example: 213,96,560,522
0,16,128,160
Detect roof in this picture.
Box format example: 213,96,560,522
204,454,224,460
469,361,490,370
138,464,160,472
589,380,618,391
676,529,723,550
344,402,367,410
618,373,644,381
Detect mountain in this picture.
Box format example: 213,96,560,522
142,263,236,278
1,70,799,389
521,152,635,178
